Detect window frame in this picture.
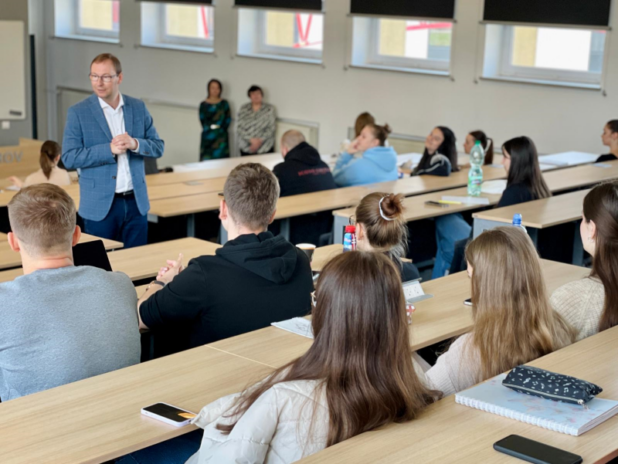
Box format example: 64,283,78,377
236,8,324,64
159,3,215,50
74,0,120,40
482,23,606,88
365,17,451,72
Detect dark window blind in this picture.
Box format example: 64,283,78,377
483,0,612,27
350,0,456,19
234,0,322,11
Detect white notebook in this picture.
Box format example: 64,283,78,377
272,318,313,339
455,374,618,436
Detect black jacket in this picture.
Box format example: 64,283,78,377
598,153,618,163
140,232,313,352
273,142,337,197
497,183,538,208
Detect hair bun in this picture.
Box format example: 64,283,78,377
383,123,392,135
380,193,404,220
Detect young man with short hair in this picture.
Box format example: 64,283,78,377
0,184,140,401
138,163,313,354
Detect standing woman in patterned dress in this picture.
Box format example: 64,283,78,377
199,79,231,160
237,85,277,156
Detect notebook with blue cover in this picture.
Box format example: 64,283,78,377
455,373,618,436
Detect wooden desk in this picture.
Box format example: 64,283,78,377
0,238,220,284
212,260,589,369
310,244,343,272
0,233,123,271
300,326,618,464
0,233,6,242
0,346,273,464
473,189,590,265
147,153,284,187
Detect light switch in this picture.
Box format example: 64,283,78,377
1,121,10,130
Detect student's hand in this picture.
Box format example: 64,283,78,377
157,253,184,284
347,138,360,154
249,138,263,153
112,133,138,152
8,177,23,188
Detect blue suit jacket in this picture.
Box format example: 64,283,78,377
62,94,164,221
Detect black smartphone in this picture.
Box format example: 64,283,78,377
425,200,449,208
494,435,582,464
464,298,472,306
141,403,196,427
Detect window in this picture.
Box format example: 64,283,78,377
55,0,120,42
351,17,452,74
141,2,214,52
237,8,324,63
482,24,607,88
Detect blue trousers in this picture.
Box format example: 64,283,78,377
432,214,471,280
83,195,148,249
115,430,203,464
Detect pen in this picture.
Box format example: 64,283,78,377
438,200,463,205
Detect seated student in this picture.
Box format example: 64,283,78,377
599,120,618,162
425,227,575,396
411,126,458,177
333,123,398,187
137,163,313,354
341,112,376,152
355,192,420,282
463,130,494,165
273,130,336,197
498,136,551,208
9,140,71,188
410,126,468,278
0,184,139,401
450,135,551,274
185,252,440,463
551,181,618,341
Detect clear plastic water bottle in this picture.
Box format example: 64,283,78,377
512,213,527,234
467,141,484,197
343,225,356,252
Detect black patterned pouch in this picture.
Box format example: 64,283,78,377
502,365,602,406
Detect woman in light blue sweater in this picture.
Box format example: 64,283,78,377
333,123,398,187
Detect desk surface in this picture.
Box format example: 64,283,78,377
474,189,590,229
212,260,589,369
0,237,220,283
0,233,124,271
0,233,6,242
147,153,284,186
310,244,343,272
0,346,273,464
300,325,618,464
148,165,508,219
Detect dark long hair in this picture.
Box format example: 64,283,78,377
582,182,618,332
607,120,618,133
40,141,61,180
469,130,494,165
216,252,440,446
417,126,458,173
502,136,551,200
207,79,223,98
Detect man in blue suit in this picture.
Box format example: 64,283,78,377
62,53,164,248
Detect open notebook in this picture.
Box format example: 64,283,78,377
455,374,618,436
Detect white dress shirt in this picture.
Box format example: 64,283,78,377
98,94,134,193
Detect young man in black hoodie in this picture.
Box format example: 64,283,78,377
272,130,336,197
137,163,313,355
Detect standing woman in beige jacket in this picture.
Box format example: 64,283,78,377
9,141,71,189
185,251,440,464
425,227,575,396
551,181,618,340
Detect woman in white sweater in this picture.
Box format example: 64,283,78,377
185,251,439,463
425,227,575,396
550,181,618,340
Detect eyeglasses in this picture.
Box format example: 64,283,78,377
311,291,317,308
89,74,118,83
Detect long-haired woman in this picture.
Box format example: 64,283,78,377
426,227,575,396
551,181,618,340
412,126,459,176
186,252,439,463
355,192,419,281
464,130,494,165
9,140,71,189
499,136,551,208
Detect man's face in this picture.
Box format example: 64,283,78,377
90,60,122,101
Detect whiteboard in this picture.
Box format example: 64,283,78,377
0,21,26,120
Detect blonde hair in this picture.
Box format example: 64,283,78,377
465,227,575,382
8,184,76,256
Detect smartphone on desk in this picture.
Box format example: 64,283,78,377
425,200,449,208
494,435,582,464
464,298,472,306
141,403,197,427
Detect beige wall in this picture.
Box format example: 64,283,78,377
33,0,618,163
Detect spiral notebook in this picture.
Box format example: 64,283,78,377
455,374,618,436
